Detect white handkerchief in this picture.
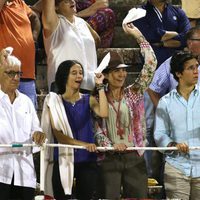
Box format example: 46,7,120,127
5,47,13,55
95,52,110,73
123,8,146,25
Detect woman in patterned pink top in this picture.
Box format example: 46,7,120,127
95,23,157,199
76,0,115,47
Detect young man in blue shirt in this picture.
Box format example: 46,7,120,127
145,27,200,187
154,51,200,199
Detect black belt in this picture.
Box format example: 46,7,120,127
20,78,34,82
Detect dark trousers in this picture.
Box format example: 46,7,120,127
52,161,100,200
0,177,35,200
99,151,148,199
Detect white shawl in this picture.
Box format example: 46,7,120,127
41,92,74,196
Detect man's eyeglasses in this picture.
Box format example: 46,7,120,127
4,71,23,78
184,65,199,71
189,38,200,41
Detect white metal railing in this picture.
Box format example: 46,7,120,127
1,143,200,192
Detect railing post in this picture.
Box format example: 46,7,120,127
40,145,45,192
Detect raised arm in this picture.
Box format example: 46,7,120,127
123,23,157,94
90,73,108,118
42,0,59,38
29,10,41,42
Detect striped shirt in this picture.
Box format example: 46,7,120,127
149,57,200,96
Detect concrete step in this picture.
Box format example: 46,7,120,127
111,27,138,48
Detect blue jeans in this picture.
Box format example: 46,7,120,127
18,80,37,108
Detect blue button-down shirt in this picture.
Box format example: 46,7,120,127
149,57,177,96
154,86,200,177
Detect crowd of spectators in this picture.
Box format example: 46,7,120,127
1,0,200,199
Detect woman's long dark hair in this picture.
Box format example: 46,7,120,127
55,60,84,94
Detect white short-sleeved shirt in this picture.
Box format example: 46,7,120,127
0,90,42,188
44,15,97,91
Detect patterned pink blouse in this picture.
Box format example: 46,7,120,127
95,41,157,156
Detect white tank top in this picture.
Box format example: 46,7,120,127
44,15,97,91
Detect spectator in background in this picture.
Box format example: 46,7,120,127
133,0,190,67
0,0,41,107
32,0,115,49
76,0,116,48
0,48,46,200
42,0,100,91
154,51,200,200
148,26,200,107
181,0,200,28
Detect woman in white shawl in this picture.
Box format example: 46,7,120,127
41,60,108,199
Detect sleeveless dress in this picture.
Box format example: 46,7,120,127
62,94,97,163
52,94,99,199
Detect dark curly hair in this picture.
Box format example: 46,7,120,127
170,51,197,82
55,60,84,94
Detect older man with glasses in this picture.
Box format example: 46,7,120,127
0,48,46,200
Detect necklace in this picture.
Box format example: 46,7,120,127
107,93,130,140
62,93,81,105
